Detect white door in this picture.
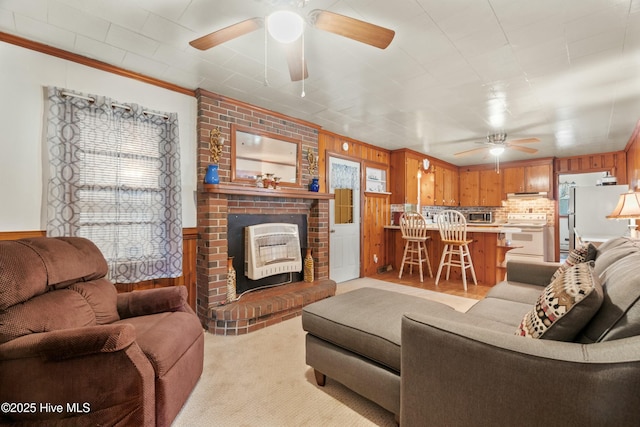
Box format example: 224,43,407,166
329,156,360,283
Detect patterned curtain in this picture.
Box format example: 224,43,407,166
45,87,183,283
330,163,360,190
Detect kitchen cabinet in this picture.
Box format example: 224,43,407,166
502,166,525,193
502,161,552,196
434,165,459,206
459,168,502,206
390,149,458,207
459,170,480,206
390,150,430,205
479,169,502,206
526,164,552,192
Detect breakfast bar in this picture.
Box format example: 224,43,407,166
384,224,522,286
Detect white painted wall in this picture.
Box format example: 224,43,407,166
0,43,197,231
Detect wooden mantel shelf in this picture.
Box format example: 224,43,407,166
203,183,334,200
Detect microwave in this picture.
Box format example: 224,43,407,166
467,212,492,224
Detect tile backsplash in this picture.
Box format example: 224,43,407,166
421,197,555,225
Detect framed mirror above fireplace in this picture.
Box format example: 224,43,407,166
231,124,302,187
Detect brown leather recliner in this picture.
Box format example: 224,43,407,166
0,237,204,426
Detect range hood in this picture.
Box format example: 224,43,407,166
507,192,548,199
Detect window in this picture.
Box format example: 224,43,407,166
45,87,182,283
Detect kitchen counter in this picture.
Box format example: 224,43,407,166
384,224,522,233
384,224,523,286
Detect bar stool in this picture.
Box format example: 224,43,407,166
435,210,477,290
398,212,433,282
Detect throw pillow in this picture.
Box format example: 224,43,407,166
516,261,603,341
550,243,597,282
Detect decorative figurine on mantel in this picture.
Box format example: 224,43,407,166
307,148,319,191
204,127,224,184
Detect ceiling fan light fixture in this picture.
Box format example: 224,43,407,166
490,146,505,156
267,11,304,43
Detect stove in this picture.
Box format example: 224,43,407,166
504,214,550,263
505,213,547,228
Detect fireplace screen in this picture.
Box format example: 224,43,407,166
245,223,302,280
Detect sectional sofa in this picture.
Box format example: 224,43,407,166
302,237,640,426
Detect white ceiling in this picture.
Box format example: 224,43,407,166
2,0,640,165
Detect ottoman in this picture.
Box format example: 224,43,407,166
301,287,455,417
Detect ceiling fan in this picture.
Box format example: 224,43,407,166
454,133,540,158
189,5,395,82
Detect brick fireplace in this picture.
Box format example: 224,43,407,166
195,89,335,335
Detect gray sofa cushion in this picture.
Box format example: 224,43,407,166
465,297,533,331
302,287,455,372
485,280,543,305
577,253,640,343
596,236,635,254
593,245,637,277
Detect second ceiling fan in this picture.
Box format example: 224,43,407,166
189,7,395,82
454,133,540,158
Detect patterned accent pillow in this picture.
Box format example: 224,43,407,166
550,243,597,282
516,261,603,341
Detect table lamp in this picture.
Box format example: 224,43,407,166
606,190,640,239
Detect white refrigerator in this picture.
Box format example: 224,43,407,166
568,184,629,249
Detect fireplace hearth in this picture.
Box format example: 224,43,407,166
196,185,334,334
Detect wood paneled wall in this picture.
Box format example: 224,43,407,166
555,151,627,182
625,119,640,190
0,228,198,311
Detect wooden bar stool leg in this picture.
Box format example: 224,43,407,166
417,241,424,282
466,244,477,285
459,245,467,291
399,240,410,279
409,241,415,275
423,242,433,278
435,244,448,285
445,246,453,280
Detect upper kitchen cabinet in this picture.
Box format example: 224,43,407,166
460,165,502,206
479,169,502,206
502,158,553,197
390,149,456,206
434,165,459,206
390,149,421,205
459,167,502,206
459,169,480,206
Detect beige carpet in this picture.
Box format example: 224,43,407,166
172,278,477,426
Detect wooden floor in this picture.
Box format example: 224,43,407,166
373,269,492,301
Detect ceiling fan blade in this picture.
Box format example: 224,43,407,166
189,18,263,50
309,9,395,49
454,146,490,157
508,137,540,144
285,39,308,81
509,145,538,154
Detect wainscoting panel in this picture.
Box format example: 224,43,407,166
0,228,198,311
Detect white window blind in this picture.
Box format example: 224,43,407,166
45,87,183,283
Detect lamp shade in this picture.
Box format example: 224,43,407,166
607,191,640,219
